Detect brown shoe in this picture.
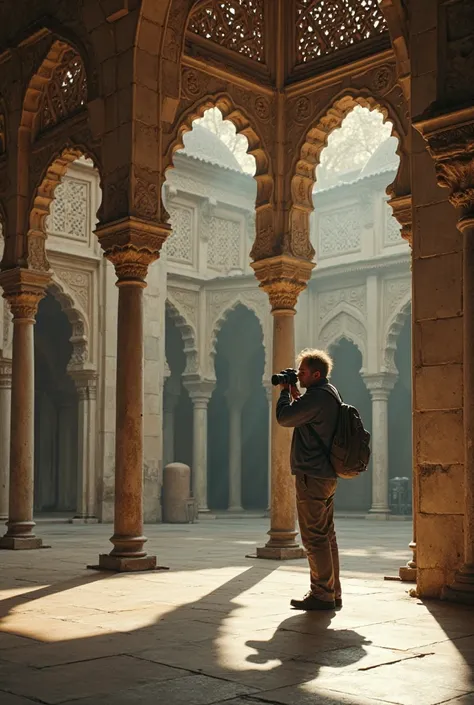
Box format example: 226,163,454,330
290,593,336,611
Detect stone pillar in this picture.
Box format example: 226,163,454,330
95,218,168,571
0,269,49,550
364,374,396,519
418,109,474,604
226,391,246,512
184,380,215,514
70,372,98,523
251,255,314,559
263,381,272,515
163,375,181,468
0,359,12,521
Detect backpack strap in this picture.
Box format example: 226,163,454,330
306,383,342,461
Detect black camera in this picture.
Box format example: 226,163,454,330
271,368,298,387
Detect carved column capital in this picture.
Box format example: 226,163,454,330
0,268,51,321
363,372,397,400
96,216,171,283
183,379,215,405
69,370,98,400
388,194,412,247
251,255,314,313
415,107,474,228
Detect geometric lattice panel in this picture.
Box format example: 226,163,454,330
384,202,402,245
318,206,362,257
47,178,89,241
296,0,387,64
208,216,241,271
167,205,194,264
39,49,87,133
188,0,265,63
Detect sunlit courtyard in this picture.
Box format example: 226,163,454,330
0,517,473,705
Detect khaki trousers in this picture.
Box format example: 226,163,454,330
295,473,341,602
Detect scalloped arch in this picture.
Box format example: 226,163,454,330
166,296,199,377
382,293,411,375
47,274,90,368
318,310,368,371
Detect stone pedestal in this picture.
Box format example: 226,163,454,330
184,380,215,514
0,269,50,550
251,255,314,560
70,371,98,523
0,360,12,522
364,374,396,520
94,218,168,571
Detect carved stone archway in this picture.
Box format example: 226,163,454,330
166,297,199,378
383,295,411,376
318,309,368,373
48,276,90,371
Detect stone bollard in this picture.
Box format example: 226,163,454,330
162,463,197,523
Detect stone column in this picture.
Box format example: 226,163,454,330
163,375,181,468
364,373,396,519
0,359,12,521
263,381,272,515
0,269,50,550
251,256,314,559
184,380,215,514
226,391,247,512
419,109,474,604
70,371,98,523
95,218,168,571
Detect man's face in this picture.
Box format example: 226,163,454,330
297,360,321,389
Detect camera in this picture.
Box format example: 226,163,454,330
271,368,298,387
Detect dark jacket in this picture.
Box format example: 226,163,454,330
276,379,341,479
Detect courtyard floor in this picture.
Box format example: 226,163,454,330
0,517,473,705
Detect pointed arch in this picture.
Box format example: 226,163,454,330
166,296,199,378
383,293,411,375
318,309,368,371
165,93,273,262
290,91,408,262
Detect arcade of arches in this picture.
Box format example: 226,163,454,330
0,1,472,605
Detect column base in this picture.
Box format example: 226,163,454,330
399,565,417,582
366,509,391,520
70,517,99,525
0,536,45,550
197,511,216,520
90,553,157,572
227,506,244,513
256,545,306,560
441,565,474,605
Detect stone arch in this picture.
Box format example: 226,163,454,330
290,91,408,262
318,310,368,372
208,297,269,380
48,274,90,369
383,294,411,375
165,93,273,262
165,297,199,378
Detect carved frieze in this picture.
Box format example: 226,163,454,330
318,286,366,321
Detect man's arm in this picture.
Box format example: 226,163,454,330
276,389,320,427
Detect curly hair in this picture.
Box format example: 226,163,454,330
296,348,333,379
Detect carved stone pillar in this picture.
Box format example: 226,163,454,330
417,108,474,603
184,380,215,514
70,371,98,523
163,375,181,469
95,218,168,571
0,359,12,521
364,373,397,519
225,390,247,512
251,256,314,559
0,269,50,549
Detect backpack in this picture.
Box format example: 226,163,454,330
309,386,371,480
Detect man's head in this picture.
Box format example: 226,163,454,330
296,348,333,389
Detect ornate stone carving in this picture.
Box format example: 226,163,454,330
387,194,412,246
168,288,199,331
188,0,265,63
372,65,395,95
27,234,50,272
182,69,202,98
53,268,89,314
384,277,411,324
251,255,314,311
318,286,366,321
166,293,199,376
318,312,367,365
38,48,87,135
134,178,159,220
318,206,362,258
208,216,242,272
0,268,50,321
96,217,170,282
167,204,194,264
254,96,270,121
47,177,89,241
295,0,387,64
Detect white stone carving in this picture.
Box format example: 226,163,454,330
384,202,402,245
168,288,199,331
318,286,366,320
208,216,241,272
167,204,194,264
318,311,367,368
47,177,89,241
54,268,89,314
318,206,362,258
383,278,411,323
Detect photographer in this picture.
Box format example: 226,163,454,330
275,348,342,611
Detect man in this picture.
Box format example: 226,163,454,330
276,348,342,611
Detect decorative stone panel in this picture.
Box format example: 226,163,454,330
167,204,194,265
318,285,366,321
384,201,403,245
208,216,241,272
318,206,362,258
47,177,89,242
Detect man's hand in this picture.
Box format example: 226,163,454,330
279,383,300,401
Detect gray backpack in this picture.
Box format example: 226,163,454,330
309,386,371,479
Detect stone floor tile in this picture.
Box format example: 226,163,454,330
1,654,188,704
249,684,387,705
0,694,41,705
0,633,40,650
69,673,257,705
